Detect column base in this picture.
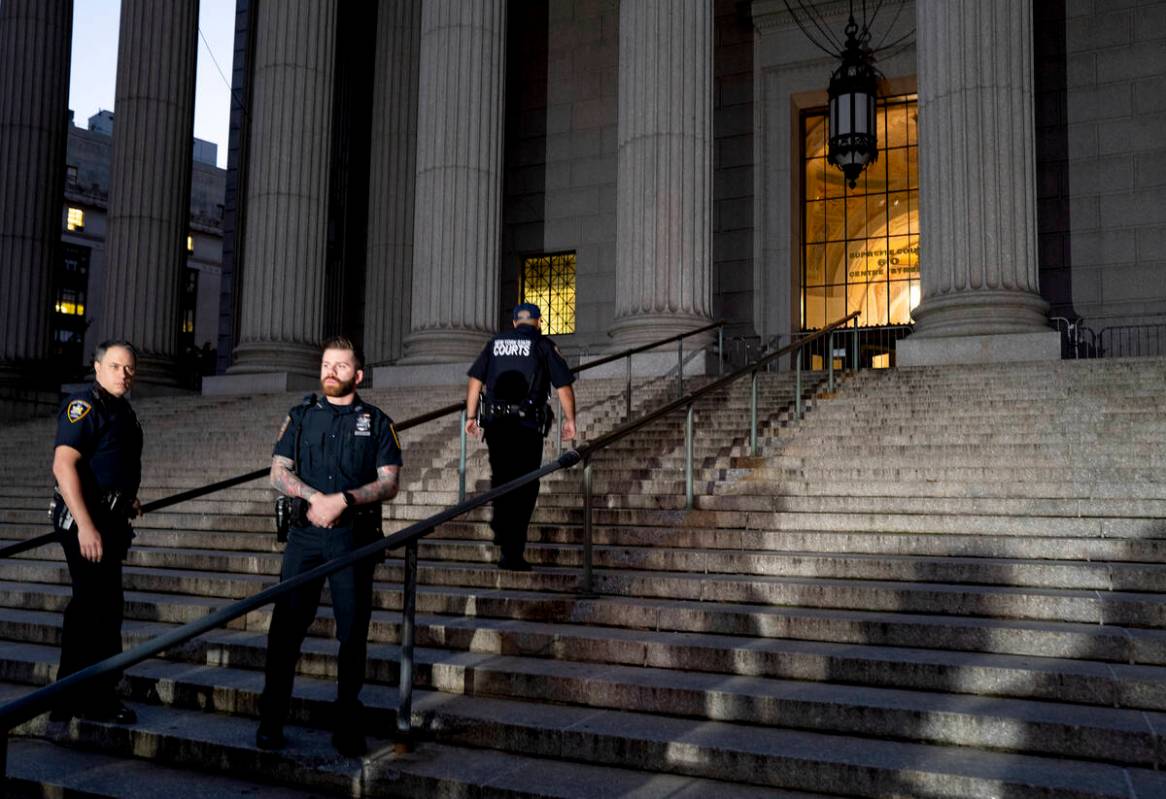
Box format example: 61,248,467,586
910,289,1051,338
399,327,492,365
131,352,183,390
897,330,1061,367
607,312,715,349
228,341,320,379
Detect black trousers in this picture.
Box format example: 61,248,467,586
56,523,130,711
484,420,546,561
258,524,377,729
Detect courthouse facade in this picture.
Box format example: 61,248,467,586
1,0,1163,392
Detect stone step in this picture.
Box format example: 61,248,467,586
10,530,1166,593
3,561,1164,665
9,519,1165,564
412,540,1166,592
383,503,1166,538
14,630,1166,769
742,465,1166,489
3,601,1164,712
0,692,828,799
12,669,1166,798
5,737,330,799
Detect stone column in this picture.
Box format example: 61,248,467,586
609,0,714,347
229,0,338,377
99,0,199,385
364,0,420,367
900,0,1057,365
400,0,506,363
0,0,72,379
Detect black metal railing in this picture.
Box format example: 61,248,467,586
795,324,913,371
1051,317,1166,360
1097,323,1166,359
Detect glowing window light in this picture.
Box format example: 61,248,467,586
521,252,576,335
55,301,85,316
66,207,85,231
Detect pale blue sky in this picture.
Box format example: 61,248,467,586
67,0,237,168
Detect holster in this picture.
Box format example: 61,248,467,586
49,489,132,534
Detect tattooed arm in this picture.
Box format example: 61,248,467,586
270,455,319,500
300,465,399,528
347,465,401,504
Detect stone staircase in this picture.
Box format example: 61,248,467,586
1,360,1165,797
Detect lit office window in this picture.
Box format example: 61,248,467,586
521,252,576,335
801,94,919,330
52,245,90,368
66,207,85,232
54,293,85,316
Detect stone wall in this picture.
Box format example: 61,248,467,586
713,0,755,338
1061,0,1166,328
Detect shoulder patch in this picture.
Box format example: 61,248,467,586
66,400,92,424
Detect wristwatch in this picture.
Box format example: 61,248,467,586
341,491,356,507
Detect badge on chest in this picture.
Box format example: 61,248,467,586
355,412,372,437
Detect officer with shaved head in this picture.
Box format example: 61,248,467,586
49,339,143,724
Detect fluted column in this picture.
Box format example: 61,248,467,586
609,0,714,347
364,0,420,366
909,0,1048,338
230,0,337,376
400,0,506,364
99,0,199,385
0,0,72,379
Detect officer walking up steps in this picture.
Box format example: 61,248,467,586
48,340,143,724
255,337,403,757
465,303,576,571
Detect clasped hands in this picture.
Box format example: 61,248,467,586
306,492,349,528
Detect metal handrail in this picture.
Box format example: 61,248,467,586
0,312,850,770
575,314,856,458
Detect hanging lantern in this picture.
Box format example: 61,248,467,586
827,17,879,189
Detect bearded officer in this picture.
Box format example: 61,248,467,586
49,340,143,724
256,336,402,758
465,303,576,570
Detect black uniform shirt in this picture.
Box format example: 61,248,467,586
53,385,143,499
273,394,403,496
467,325,574,405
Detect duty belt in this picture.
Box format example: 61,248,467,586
482,400,547,422
48,488,132,531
